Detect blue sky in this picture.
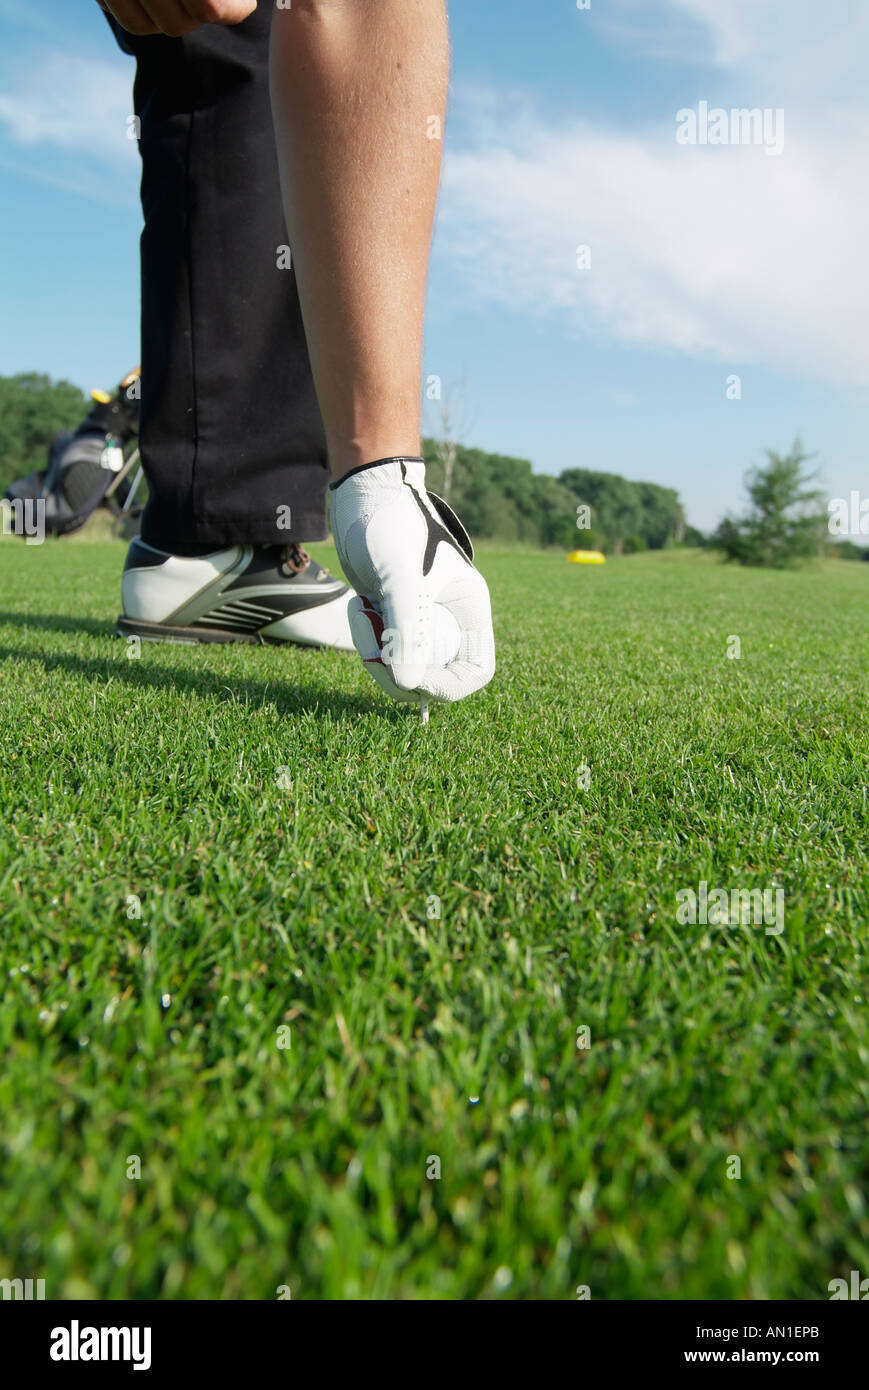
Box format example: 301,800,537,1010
1,0,867,530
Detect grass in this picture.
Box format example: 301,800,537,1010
0,536,867,1300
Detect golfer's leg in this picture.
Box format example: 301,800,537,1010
269,0,449,481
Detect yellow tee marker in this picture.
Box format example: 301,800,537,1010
567,550,606,564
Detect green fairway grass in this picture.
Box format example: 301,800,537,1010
0,537,866,1300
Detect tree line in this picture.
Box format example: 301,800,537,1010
422,442,692,553
1,373,864,565
0,372,690,553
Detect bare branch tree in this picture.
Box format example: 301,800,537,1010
424,376,474,504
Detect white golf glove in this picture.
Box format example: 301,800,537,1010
329,457,495,704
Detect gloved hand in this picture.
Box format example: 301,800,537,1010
329,457,495,704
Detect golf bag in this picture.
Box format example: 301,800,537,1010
3,368,146,539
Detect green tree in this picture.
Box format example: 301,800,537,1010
681,524,707,548
425,438,693,551
711,441,826,568
422,441,541,543
560,469,644,554
571,526,609,554
634,481,685,548
829,539,868,562
530,473,582,548
0,373,89,493
622,534,647,554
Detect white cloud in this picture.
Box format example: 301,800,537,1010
663,0,869,95
439,2,869,386
599,0,869,96
0,53,138,167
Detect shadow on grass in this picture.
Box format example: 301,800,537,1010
0,610,115,639
0,628,400,722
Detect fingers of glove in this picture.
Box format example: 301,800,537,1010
415,655,495,703
347,595,382,663
351,588,495,705
414,589,496,702
350,595,465,689
378,578,433,692
347,598,420,705
361,660,422,706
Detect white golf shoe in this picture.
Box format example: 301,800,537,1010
118,538,354,649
